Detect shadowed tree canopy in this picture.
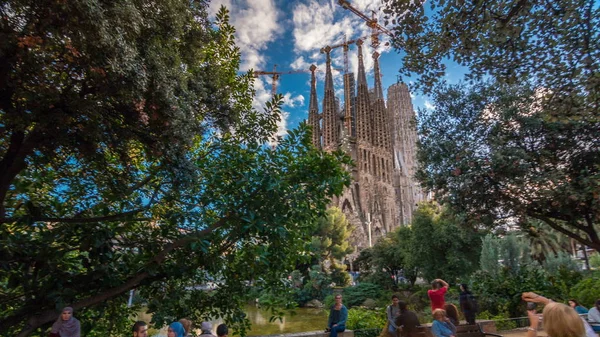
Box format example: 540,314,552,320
383,0,599,94
383,0,600,249
415,82,600,251
0,1,351,336
408,202,482,282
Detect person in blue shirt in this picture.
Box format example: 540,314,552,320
326,294,349,337
431,309,456,337
569,299,589,315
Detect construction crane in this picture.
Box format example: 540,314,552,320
253,65,342,96
253,65,308,96
337,0,393,49
320,34,370,75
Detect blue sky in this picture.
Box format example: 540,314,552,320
208,0,465,140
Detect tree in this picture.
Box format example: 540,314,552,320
414,82,600,251
360,225,420,287
519,219,570,263
383,0,599,95
480,234,500,274
310,207,354,286
371,232,403,286
0,1,351,336
410,202,482,282
311,207,354,262
383,0,600,249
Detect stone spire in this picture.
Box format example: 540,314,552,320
371,51,391,151
373,51,384,100
308,64,321,149
321,47,338,151
355,39,373,144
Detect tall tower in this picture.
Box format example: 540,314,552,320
308,64,321,149
371,51,392,183
354,39,373,145
343,73,355,136
387,82,423,225
321,47,339,152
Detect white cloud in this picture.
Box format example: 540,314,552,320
424,100,436,110
210,0,280,72
292,2,355,53
282,93,305,108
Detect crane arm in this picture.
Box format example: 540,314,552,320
337,0,394,37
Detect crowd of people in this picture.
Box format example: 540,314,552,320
132,319,229,337
325,278,600,337
48,280,600,337
47,306,229,337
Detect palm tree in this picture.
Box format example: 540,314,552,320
519,219,570,262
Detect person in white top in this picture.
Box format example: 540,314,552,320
587,299,600,332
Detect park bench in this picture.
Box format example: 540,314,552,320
455,324,503,337
411,324,503,337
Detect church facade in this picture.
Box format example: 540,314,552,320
307,40,425,251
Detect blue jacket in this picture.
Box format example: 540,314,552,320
431,320,456,337
328,305,349,328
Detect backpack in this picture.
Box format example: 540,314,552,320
467,294,479,313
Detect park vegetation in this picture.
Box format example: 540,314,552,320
0,1,351,336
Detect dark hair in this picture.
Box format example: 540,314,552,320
596,299,600,311
217,324,228,337
460,283,470,293
392,294,399,300
569,299,580,306
398,300,408,312
132,321,147,333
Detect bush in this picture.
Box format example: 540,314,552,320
343,283,385,307
359,271,395,290
346,307,386,330
571,277,600,308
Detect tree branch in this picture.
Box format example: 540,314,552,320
0,128,46,218
0,209,147,224
528,212,599,250
11,213,233,336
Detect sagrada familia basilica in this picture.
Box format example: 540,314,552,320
306,39,425,251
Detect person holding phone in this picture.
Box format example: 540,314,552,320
522,292,591,337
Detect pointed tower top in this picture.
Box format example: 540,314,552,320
356,39,367,88
309,64,318,112
373,51,383,100
325,50,334,93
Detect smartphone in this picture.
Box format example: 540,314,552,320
526,302,537,311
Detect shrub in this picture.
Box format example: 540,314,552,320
343,283,385,307
571,277,600,308
346,307,386,330
359,271,395,289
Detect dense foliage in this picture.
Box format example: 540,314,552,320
311,207,354,287
471,233,583,318
415,82,600,250
0,1,351,336
409,203,483,282
383,0,600,250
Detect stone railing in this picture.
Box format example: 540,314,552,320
255,330,355,337
252,321,498,337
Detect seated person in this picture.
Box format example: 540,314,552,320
587,299,600,332
395,301,421,337
326,294,348,337
568,299,588,315
431,309,456,337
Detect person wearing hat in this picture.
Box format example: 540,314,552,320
199,322,217,337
